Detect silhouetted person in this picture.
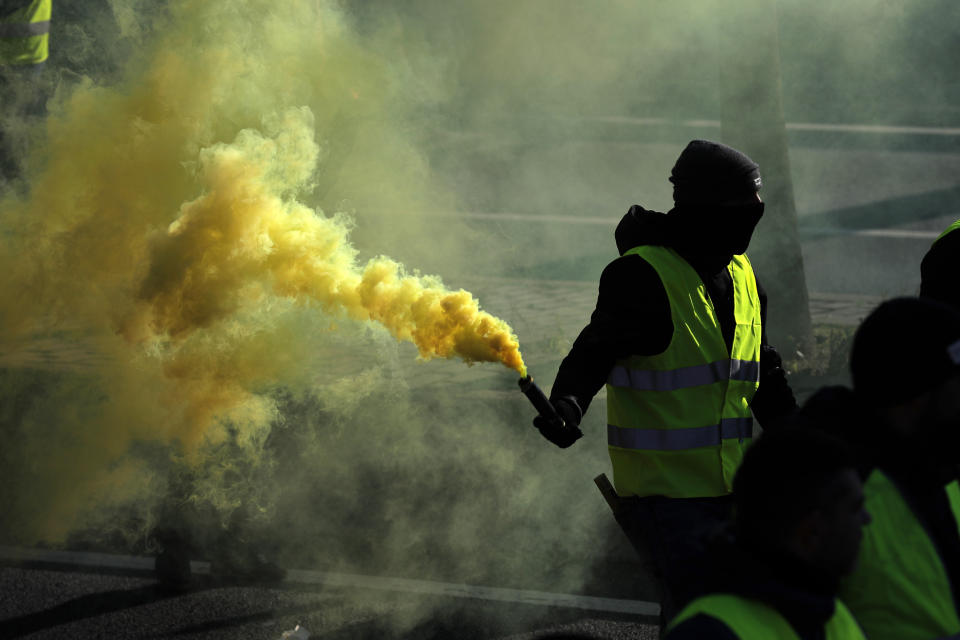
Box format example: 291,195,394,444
795,385,875,478
920,218,960,311
531,140,797,624
0,0,51,189
665,427,869,639
837,296,960,639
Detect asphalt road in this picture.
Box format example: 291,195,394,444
0,552,659,640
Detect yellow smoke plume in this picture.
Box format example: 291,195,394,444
0,0,524,541
126,107,527,376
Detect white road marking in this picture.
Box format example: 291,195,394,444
802,227,941,240
847,228,940,239
585,115,960,137
285,569,659,616
366,209,950,240
450,211,620,226
0,546,660,617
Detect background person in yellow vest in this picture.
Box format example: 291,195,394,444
533,140,798,624
0,0,51,190
665,427,870,639
836,296,960,640
920,218,960,311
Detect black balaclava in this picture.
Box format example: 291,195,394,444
668,140,764,262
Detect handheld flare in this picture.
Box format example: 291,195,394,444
518,375,561,422
519,375,583,448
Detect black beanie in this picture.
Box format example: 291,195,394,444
851,297,960,407
670,140,762,205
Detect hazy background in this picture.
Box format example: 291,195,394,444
0,0,957,632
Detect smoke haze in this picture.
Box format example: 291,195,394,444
0,0,957,632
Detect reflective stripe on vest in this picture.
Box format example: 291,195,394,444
605,246,761,498
607,417,753,451
0,0,51,66
935,218,960,245
608,358,760,392
667,593,867,639
0,20,48,37
839,470,960,640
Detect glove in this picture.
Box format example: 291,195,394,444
533,396,584,448
753,344,799,428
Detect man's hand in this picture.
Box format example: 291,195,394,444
752,344,799,429
533,397,583,448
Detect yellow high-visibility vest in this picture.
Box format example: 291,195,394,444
839,469,960,639
668,593,866,639
935,218,960,245
605,246,761,498
0,0,51,66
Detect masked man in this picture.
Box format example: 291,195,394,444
534,140,797,623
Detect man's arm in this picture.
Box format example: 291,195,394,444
751,277,799,428
549,253,673,418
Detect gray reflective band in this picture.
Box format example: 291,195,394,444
0,20,50,38
728,359,760,382
608,359,759,392
607,417,753,451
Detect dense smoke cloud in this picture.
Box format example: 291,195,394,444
0,3,956,634
0,0,532,543
0,6,606,625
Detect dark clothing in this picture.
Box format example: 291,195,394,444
799,386,960,619
666,536,841,640
921,226,960,312
616,495,734,626
797,385,876,477
670,140,761,206
550,205,797,425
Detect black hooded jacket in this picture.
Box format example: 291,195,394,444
550,205,797,426
665,534,842,640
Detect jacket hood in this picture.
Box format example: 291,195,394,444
615,205,670,256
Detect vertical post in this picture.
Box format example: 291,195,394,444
716,0,812,353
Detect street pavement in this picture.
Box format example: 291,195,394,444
0,554,660,639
